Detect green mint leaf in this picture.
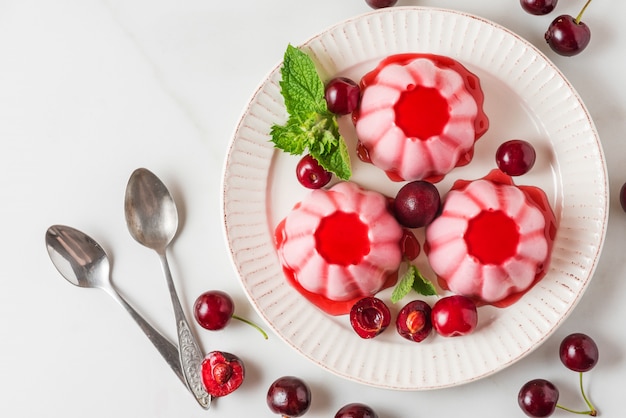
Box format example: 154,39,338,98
280,44,327,116
308,115,351,180
270,44,352,180
391,264,417,304
412,269,438,296
270,118,307,155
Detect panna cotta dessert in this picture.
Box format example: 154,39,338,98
275,181,403,315
354,53,489,182
425,170,557,307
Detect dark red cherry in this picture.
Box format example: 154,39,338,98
325,77,360,115
365,0,398,9
496,139,536,176
518,379,559,417
520,0,558,15
559,333,599,372
545,14,591,56
296,154,332,189
267,376,311,417
335,402,379,418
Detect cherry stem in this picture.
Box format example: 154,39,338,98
233,314,269,339
555,372,598,416
575,0,593,24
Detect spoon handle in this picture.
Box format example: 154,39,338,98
105,286,185,386
159,252,211,410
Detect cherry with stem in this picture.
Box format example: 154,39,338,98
545,0,593,56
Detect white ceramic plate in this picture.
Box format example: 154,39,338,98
221,7,608,390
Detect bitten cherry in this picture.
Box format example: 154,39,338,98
200,351,245,397
350,297,391,339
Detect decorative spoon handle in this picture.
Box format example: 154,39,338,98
159,252,211,410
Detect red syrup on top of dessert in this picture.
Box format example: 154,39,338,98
274,182,404,316
353,53,489,183
425,169,557,308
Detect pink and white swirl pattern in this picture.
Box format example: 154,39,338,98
277,181,402,301
426,179,549,303
356,57,479,181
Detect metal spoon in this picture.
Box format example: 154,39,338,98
45,224,185,385
123,168,210,410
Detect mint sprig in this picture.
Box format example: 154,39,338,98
391,264,437,304
270,44,351,180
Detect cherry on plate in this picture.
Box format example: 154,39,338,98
296,154,332,189
396,300,432,342
431,295,478,337
349,297,391,339
325,77,360,115
495,139,536,176
393,180,441,228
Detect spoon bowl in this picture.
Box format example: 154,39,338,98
46,224,110,289
124,168,178,253
45,224,185,386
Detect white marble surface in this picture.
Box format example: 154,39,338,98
1,0,624,417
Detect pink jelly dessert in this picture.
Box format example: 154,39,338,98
354,53,489,182
425,169,557,307
275,181,403,315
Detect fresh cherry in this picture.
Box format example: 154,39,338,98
520,0,558,15
559,333,599,372
296,154,332,189
496,139,536,176
200,351,245,397
365,0,398,9
393,180,441,228
431,295,478,337
545,0,593,56
335,402,379,418
193,290,268,338
349,297,391,339
396,300,432,342
518,378,559,417
325,77,360,115
267,376,312,417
